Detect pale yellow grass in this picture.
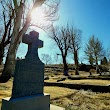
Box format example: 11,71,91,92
0,78,110,110
44,86,110,110
44,86,75,99
0,78,13,108
61,79,110,86
46,76,110,86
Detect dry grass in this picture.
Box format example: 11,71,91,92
44,86,110,110
46,78,110,86
46,75,110,86
0,78,13,108
0,78,110,110
60,79,110,86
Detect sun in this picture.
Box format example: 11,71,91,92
31,7,45,24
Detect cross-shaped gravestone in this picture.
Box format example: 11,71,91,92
11,31,44,98
1,31,65,110
22,31,43,60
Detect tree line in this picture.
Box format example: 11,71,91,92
48,25,110,76
40,24,109,76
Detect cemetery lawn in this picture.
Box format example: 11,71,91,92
45,78,110,86
0,78,110,110
45,86,110,110
45,73,110,86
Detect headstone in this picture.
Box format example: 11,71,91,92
1,31,50,110
12,31,44,98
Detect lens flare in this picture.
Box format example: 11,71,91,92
31,7,45,24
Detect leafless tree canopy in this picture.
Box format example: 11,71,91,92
0,0,14,64
41,54,52,64
49,25,71,76
49,24,81,75
0,0,60,83
0,0,60,46
69,27,81,75
69,28,81,52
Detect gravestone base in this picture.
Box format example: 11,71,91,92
1,93,50,110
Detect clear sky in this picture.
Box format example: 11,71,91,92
17,0,110,64
58,0,110,48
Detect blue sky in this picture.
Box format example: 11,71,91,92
17,0,110,64
58,0,110,47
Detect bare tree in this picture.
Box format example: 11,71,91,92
0,1,14,64
41,54,52,65
49,25,71,76
0,0,60,83
69,28,81,75
85,35,105,73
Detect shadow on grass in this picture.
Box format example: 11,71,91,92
45,82,110,93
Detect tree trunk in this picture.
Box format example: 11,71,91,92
95,57,100,74
74,50,79,75
0,23,30,83
0,0,47,83
62,56,68,76
0,28,21,83
0,50,16,82
0,44,4,65
0,3,24,82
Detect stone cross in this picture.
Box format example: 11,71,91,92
11,31,44,98
22,31,43,61
1,31,64,110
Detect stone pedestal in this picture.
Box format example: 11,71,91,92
1,94,50,110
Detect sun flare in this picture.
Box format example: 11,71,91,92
31,7,45,24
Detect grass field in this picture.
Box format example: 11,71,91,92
45,72,110,86
45,87,110,110
0,65,110,110
0,78,110,110
46,77,110,86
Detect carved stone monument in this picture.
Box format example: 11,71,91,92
12,31,44,98
1,31,50,110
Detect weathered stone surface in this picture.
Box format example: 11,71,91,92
2,95,65,110
1,94,50,110
11,31,44,98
